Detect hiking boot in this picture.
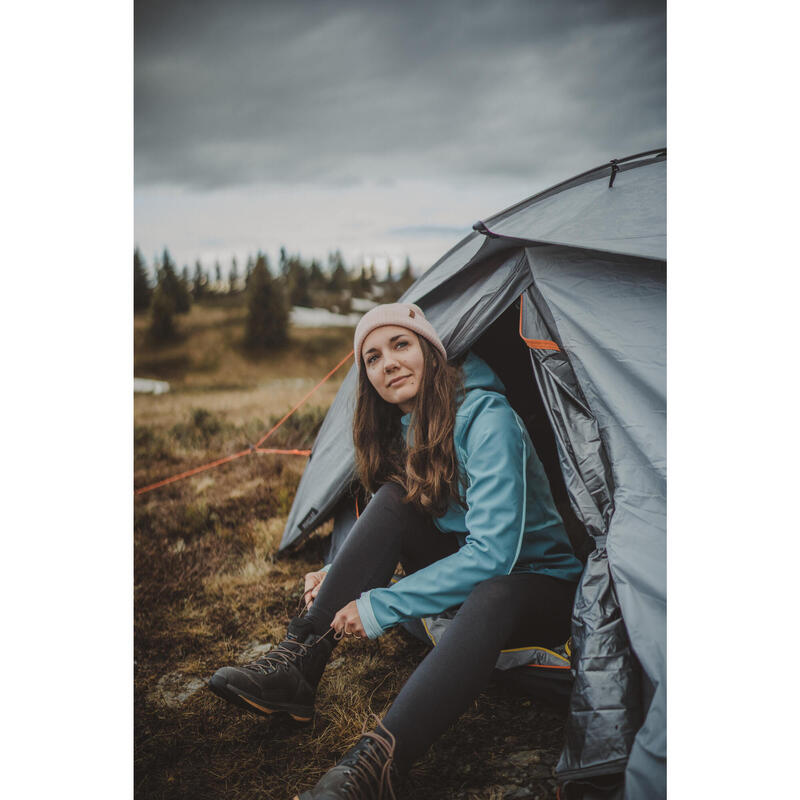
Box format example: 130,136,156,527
208,617,335,722
294,720,399,799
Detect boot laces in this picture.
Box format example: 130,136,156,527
340,717,397,800
243,626,336,675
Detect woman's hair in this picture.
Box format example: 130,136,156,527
353,335,465,516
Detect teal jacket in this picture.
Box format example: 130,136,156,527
355,352,584,639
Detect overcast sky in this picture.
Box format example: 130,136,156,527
134,0,665,277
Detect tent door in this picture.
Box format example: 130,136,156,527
471,299,594,561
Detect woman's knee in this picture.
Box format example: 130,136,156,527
373,482,405,503
461,574,517,613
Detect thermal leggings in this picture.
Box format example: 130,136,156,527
304,482,577,770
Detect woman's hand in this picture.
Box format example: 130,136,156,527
332,600,366,638
303,569,327,610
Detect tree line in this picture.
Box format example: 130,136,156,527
134,247,416,349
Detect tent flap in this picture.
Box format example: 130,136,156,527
521,282,614,539
556,544,641,784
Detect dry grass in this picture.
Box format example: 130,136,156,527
134,301,564,799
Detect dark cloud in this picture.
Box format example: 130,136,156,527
135,0,665,190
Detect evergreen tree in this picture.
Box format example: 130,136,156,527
133,247,152,312
385,259,394,284
279,246,289,278
398,257,415,291
287,257,312,307
357,265,372,294
215,261,222,286
158,248,191,313
180,265,192,305
309,258,325,290
245,252,289,350
147,279,178,344
192,260,207,299
245,255,255,290
328,250,348,292
229,257,240,294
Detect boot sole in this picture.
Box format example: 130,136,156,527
207,674,313,722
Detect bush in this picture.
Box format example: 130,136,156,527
170,408,228,447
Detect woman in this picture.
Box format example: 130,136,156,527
209,303,584,799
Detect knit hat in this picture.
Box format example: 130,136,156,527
353,303,447,371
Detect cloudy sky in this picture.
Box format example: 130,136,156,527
135,0,665,277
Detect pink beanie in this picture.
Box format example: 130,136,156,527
353,303,447,371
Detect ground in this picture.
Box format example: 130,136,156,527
134,300,567,799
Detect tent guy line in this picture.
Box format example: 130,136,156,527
133,349,354,497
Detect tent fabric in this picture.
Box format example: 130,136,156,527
279,149,666,799
482,153,666,262
527,246,666,798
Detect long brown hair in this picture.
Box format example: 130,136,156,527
353,336,465,516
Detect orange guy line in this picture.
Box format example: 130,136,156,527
254,350,354,448
135,348,353,497
134,449,252,496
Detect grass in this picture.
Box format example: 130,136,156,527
134,300,566,799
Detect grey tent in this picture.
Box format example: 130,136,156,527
280,148,666,800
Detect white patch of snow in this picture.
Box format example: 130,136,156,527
134,378,170,394
350,297,378,312
290,307,361,327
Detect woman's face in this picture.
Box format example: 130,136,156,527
362,325,425,413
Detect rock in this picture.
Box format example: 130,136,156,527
150,673,206,707
237,641,274,662
506,750,542,768
498,784,533,799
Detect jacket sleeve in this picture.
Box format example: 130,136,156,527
355,398,530,639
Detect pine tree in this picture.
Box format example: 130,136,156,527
229,257,240,294
358,265,372,294
215,261,222,287
159,248,191,313
309,258,325,290
245,252,289,350
328,250,348,292
147,279,178,344
180,265,192,305
192,260,207,299
398,257,415,291
245,255,255,290
287,257,312,307
134,247,152,312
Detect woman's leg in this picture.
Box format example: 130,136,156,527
304,482,458,635
381,572,577,769
209,483,457,719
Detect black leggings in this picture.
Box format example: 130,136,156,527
305,483,577,769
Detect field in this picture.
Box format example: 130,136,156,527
134,300,567,800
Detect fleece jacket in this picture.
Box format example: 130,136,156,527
355,352,584,639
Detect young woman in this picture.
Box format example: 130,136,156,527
209,302,584,799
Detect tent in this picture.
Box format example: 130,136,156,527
280,148,666,800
